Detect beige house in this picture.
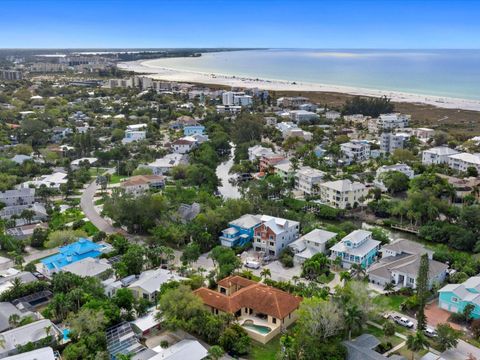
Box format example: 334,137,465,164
319,179,368,209
194,276,301,344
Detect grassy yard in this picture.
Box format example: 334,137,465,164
373,294,407,312
249,336,281,360
49,208,84,230
108,174,127,184
81,221,99,236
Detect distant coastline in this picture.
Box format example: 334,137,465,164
118,55,480,112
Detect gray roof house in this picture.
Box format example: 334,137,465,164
288,229,337,264
380,239,433,260
0,303,25,333
368,253,448,290
344,334,406,360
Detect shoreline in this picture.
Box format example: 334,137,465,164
118,59,480,112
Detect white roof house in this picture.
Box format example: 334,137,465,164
422,146,460,165
20,171,68,189
248,145,274,161
150,340,208,360
3,347,55,360
448,152,480,173
126,123,147,131
0,319,60,358
289,229,337,263
128,269,186,301
61,257,112,278
71,157,98,167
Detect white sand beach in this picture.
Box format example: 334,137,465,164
118,59,480,112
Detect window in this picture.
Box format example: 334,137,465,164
452,297,458,303
272,318,277,324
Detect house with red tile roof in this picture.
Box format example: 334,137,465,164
194,276,301,343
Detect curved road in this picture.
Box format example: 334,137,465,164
80,168,127,235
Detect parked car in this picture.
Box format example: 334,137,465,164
424,327,437,337
244,260,260,269
392,315,414,328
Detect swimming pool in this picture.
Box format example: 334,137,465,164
242,320,272,334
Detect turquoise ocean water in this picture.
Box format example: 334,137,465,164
146,49,480,100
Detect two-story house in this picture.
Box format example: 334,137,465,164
330,230,380,269
194,276,301,344
439,277,480,319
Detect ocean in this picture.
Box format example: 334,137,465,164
144,49,480,100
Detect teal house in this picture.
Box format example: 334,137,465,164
438,277,480,319
329,230,380,269
183,125,205,136
219,214,261,248
41,238,110,274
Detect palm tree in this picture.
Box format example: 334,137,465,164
344,305,363,340
0,338,5,349
10,277,22,297
351,263,366,280
406,332,428,360
340,271,351,283
260,268,271,282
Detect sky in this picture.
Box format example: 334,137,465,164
1,0,480,49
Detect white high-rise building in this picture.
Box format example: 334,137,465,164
222,91,253,107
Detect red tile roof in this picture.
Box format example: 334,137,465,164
194,276,302,319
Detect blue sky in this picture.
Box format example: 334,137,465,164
1,0,479,49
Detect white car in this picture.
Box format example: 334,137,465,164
244,260,260,269
392,315,414,328
424,327,437,337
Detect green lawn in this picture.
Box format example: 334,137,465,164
81,221,99,236
373,294,407,312
108,174,127,184
249,336,281,360
49,208,84,230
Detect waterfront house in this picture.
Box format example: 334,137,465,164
40,238,111,275
319,179,368,209
220,214,262,248
368,254,447,289
194,276,301,344
294,166,325,196
330,230,380,269
439,277,480,319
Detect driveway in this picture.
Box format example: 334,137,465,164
425,301,463,331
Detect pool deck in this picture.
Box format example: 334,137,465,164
240,316,280,344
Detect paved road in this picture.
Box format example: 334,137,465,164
80,168,126,236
